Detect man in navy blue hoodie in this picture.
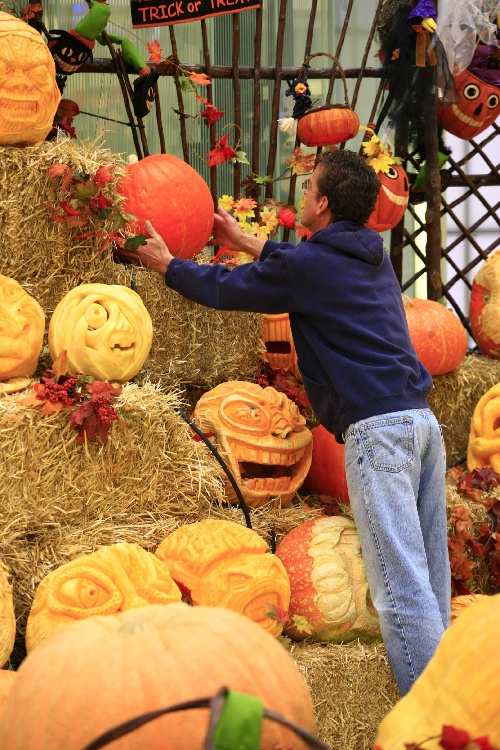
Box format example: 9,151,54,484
120,149,450,696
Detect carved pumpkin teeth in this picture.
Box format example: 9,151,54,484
451,103,483,127
381,185,409,206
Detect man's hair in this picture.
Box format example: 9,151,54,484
315,149,380,225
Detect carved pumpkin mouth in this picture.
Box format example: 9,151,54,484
451,103,484,128
0,98,38,121
231,444,311,494
381,185,408,206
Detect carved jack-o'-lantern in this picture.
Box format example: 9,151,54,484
193,381,313,508
275,516,380,643
156,519,291,637
48,283,153,382
0,12,61,146
467,383,500,473
0,274,45,382
366,163,409,232
437,67,500,140
262,313,301,382
0,560,16,668
470,249,500,358
26,542,181,652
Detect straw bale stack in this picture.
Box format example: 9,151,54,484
429,353,500,467
0,139,264,390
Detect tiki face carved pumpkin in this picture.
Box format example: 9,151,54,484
0,274,45,381
275,516,380,643
26,542,181,652
193,381,313,508
467,383,500,473
437,68,500,140
48,283,153,382
0,12,61,146
366,164,409,232
156,519,291,637
262,313,301,381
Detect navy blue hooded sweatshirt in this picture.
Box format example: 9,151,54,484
165,219,432,441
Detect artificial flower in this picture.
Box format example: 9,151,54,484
206,135,237,167
218,195,234,212
190,72,211,86
233,197,257,221
147,40,163,64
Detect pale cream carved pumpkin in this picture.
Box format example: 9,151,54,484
275,516,381,643
26,542,181,652
467,383,500,472
0,274,44,382
156,519,290,637
192,381,312,508
48,283,153,382
0,560,16,668
262,313,301,382
0,12,61,146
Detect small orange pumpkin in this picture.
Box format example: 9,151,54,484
437,67,500,140
366,164,409,232
469,249,500,358
118,153,214,260
302,425,349,503
403,295,468,376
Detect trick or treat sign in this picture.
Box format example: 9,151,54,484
131,0,260,28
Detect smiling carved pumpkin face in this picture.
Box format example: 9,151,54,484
437,68,500,140
366,163,409,233
0,12,61,146
193,381,312,508
0,274,45,381
48,283,153,382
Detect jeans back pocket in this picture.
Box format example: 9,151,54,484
358,415,413,473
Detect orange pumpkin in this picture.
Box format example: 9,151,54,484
437,68,500,140
0,604,317,750
262,312,301,381
0,672,16,719
469,249,500,358
403,296,468,376
302,425,349,503
297,105,360,147
275,516,380,643
366,164,409,232
118,153,214,260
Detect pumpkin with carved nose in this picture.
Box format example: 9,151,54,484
437,67,500,140
0,274,45,382
366,163,409,233
25,542,182,652
156,519,290,637
192,381,313,508
48,283,153,382
0,12,61,146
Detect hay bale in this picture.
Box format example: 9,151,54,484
428,353,500,467
289,640,399,749
0,139,264,388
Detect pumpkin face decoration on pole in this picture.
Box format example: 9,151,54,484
193,381,313,508
25,542,181,652
0,12,61,146
0,274,45,384
48,283,153,382
156,519,291,637
362,129,409,233
275,516,381,643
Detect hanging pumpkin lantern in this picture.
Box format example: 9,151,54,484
0,12,61,146
0,560,15,669
402,295,468,376
0,604,317,750
470,249,500,358
466,383,500,473
262,313,301,381
275,516,380,643
0,274,45,382
25,542,182,652
291,53,359,147
192,381,313,508
374,593,500,748
362,128,409,232
302,425,349,503
156,519,290,637
118,154,214,260
437,67,500,140
48,283,153,382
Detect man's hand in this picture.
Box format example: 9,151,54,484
116,220,174,275
211,206,266,260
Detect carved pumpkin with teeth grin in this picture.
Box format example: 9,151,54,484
366,163,409,233
48,283,153,382
193,381,313,508
437,67,500,140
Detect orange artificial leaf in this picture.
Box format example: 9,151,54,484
61,166,75,194
52,350,69,381
94,165,115,188
189,72,211,86
88,380,122,402
47,163,68,179
147,40,163,64
18,390,43,408
40,400,65,416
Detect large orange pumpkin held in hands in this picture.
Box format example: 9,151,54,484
403,295,468,376
470,249,500,358
0,603,317,750
118,153,214,260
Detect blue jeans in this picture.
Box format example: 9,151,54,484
344,408,450,696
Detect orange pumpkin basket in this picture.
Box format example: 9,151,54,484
296,53,360,147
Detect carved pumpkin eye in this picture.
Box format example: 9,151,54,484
487,93,499,109
463,83,480,100
386,165,399,180
220,399,272,432
30,65,52,86
84,303,108,331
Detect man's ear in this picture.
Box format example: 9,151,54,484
316,195,331,217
